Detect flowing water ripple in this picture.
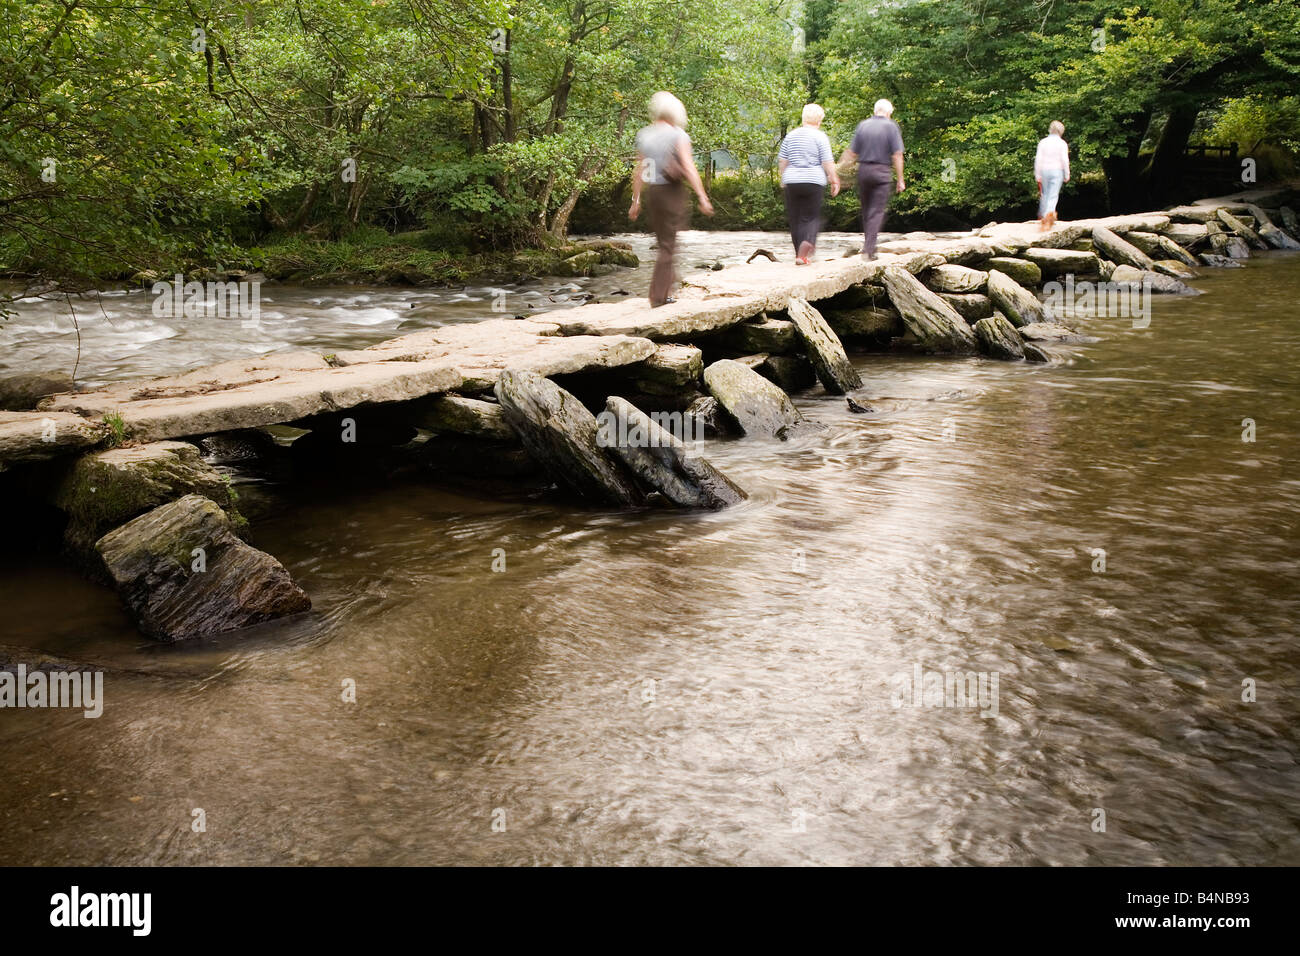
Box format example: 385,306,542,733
1,248,1297,865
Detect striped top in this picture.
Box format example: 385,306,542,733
779,125,834,186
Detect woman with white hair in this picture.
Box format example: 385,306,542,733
777,104,841,265
1035,120,1070,231
629,91,714,308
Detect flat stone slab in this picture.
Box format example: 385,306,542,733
43,352,465,444
0,410,105,469
333,318,657,389
545,251,941,339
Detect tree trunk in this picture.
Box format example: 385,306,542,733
1141,104,1198,205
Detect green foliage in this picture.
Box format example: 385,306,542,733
102,412,127,448
2,0,1297,281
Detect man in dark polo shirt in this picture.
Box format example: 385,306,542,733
839,99,906,259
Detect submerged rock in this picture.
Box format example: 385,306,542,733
786,297,862,394
986,270,1049,327
1151,259,1198,279
1111,265,1199,294
602,397,746,509
96,494,310,642
703,359,803,438
495,368,644,506
880,266,979,353
821,304,902,341
973,313,1025,360
1197,253,1245,268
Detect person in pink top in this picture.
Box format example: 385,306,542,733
1034,121,1070,231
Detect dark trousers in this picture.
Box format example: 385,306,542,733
783,182,825,254
646,182,686,307
857,163,894,256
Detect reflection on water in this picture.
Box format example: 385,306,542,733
0,243,1297,866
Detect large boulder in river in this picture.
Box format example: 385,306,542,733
703,359,803,438
786,297,862,394
602,397,745,509
1126,231,1198,266
924,264,988,294
96,494,310,642
938,292,994,322
51,440,240,563
1161,222,1210,248
1092,226,1155,271
717,315,796,354
821,304,902,341
986,270,1049,327
629,343,704,395
1023,247,1100,278
1216,209,1268,250
984,257,1042,286
495,369,644,506
1258,222,1300,250
880,266,978,354
973,312,1025,360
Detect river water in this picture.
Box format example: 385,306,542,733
1,234,1297,865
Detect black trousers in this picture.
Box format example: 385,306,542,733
783,182,825,254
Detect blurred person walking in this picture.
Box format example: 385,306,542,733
840,99,906,260
778,104,841,264
1035,120,1070,231
629,91,714,308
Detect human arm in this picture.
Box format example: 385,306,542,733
818,131,840,196
677,134,713,216
629,151,645,220
892,151,905,193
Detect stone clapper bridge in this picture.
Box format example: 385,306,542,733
3,196,1297,642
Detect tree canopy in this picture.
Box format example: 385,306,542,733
2,0,1297,282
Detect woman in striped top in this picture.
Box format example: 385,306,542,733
778,104,841,265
